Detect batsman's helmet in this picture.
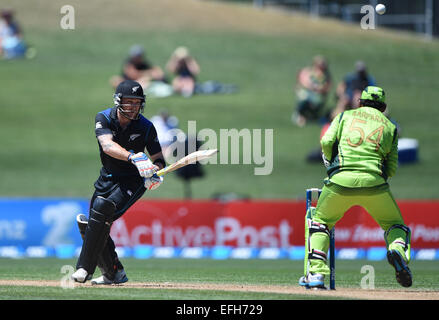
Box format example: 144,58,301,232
359,86,386,112
113,80,146,120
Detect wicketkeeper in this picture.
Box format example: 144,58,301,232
72,80,165,284
300,86,412,289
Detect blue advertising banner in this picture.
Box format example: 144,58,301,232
0,199,89,247
0,199,438,261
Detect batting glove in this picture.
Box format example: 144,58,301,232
144,174,163,191
128,152,156,178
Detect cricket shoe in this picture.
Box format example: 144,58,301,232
71,268,92,283
387,249,412,287
299,273,326,289
91,269,128,285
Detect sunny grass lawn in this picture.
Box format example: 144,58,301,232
1,258,438,288
1,25,438,199
0,258,438,300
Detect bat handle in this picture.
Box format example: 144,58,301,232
156,167,166,177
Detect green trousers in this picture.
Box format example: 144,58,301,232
306,182,410,275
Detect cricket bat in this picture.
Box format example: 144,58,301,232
156,149,218,177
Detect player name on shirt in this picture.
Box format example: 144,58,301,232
351,109,390,127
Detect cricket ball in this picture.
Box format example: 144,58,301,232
375,4,386,15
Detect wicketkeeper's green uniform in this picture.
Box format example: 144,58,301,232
305,86,412,287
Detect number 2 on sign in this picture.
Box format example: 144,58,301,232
347,118,384,151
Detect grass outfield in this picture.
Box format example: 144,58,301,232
0,258,438,300
1,0,438,200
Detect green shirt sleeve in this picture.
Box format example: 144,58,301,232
321,113,342,160
384,128,398,178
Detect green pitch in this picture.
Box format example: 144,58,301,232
0,258,438,300
0,0,438,200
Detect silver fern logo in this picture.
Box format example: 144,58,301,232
129,134,141,141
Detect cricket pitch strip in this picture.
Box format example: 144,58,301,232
0,280,438,300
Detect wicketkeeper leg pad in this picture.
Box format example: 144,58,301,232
385,224,411,263
385,224,412,287
304,208,331,276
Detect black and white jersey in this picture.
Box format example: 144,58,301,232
95,107,162,177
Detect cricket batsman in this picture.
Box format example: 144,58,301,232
299,86,412,289
71,80,165,284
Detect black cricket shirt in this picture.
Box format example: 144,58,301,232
94,107,162,177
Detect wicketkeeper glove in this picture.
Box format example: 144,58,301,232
144,174,163,191
128,152,156,178
322,153,330,168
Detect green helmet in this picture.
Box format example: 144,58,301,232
360,86,386,111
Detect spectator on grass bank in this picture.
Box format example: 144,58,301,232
0,9,27,59
330,61,376,119
166,46,200,98
110,44,166,90
292,55,331,127
150,109,179,156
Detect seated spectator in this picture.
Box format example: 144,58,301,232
292,55,331,127
0,10,27,59
166,46,200,97
330,61,376,119
110,44,166,90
